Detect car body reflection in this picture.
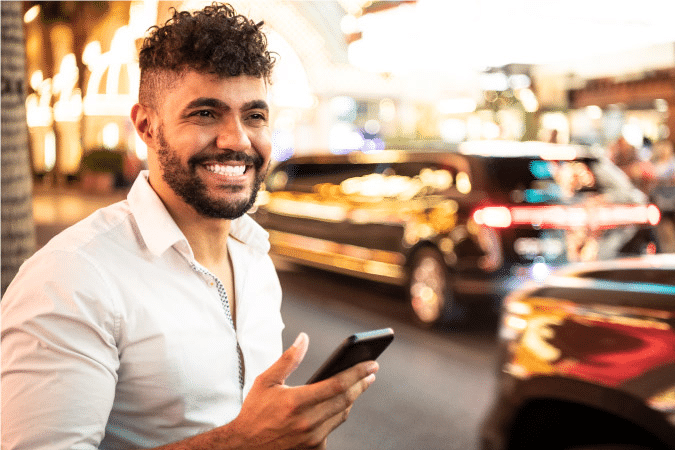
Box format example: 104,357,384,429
481,255,675,450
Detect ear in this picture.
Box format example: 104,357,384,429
130,103,157,147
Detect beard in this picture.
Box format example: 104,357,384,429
156,125,266,219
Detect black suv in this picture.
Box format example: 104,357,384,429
481,255,675,450
252,142,660,326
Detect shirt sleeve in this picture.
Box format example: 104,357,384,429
1,249,120,450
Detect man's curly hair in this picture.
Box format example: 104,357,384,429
138,2,276,108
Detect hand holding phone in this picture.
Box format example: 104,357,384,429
306,328,394,384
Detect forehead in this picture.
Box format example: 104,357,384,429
161,70,268,111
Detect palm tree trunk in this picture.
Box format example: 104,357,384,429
2,1,36,296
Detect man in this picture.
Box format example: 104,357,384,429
1,4,378,449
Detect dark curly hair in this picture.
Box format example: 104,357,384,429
138,2,276,108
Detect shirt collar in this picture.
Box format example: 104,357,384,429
229,213,271,254
128,171,271,257
128,171,191,258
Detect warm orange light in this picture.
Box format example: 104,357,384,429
24,5,40,23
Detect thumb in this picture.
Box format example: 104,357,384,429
260,332,309,386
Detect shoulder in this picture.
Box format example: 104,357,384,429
40,199,134,253
3,201,135,322
1,244,121,353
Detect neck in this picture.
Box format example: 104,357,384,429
167,196,237,324
177,212,232,267
148,172,232,266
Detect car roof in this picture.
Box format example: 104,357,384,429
275,141,599,167
457,140,598,159
554,254,675,277
514,255,675,308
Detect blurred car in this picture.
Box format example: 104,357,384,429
480,255,675,450
252,141,661,327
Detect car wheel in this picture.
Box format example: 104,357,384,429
408,246,454,327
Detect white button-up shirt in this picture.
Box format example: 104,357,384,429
1,172,284,450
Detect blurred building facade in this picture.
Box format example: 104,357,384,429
19,1,675,189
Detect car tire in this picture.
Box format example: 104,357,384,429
407,246,456,327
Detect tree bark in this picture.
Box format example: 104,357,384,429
2,1,36,295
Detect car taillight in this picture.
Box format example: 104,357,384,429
473,206,511,228
647,204,661,226
472,204,661,229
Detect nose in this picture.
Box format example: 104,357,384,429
216,116,252,151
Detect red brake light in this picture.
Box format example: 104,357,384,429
473,204,660,229
473,206,512,228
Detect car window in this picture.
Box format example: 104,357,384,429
268,160,462,198
268,162,389,192
337,163,456,200
483,157,630,204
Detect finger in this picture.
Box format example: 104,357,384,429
327,371,376,415
310,439,327,450
301,402,358,447
308,361,379,403
284,371,376,447
282,358,379,414
300,370,377,430
258,332,309,387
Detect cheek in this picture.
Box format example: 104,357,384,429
182,131,212,148
251,129,272,159
169,128,214,156
146,151,161,178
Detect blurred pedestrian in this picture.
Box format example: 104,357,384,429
608,136,655,193
651,140,675,186
638,136,654,162
548,129,559,143
1,3,378,450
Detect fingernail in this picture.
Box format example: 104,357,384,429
292,332,307,348
365,373,376,385
366,361,379,374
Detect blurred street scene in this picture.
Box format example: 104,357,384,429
3,1,675,449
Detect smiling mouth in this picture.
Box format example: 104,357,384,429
203,163,248,176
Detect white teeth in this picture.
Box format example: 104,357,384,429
205,164,246,176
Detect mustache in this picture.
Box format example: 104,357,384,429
188,150,264,170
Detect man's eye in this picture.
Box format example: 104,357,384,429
192,110,214,118
248,113,267,122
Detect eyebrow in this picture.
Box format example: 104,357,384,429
184,97,269,112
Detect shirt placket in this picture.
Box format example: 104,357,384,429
191,263,244,392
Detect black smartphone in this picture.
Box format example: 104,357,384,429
306,328,394,384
